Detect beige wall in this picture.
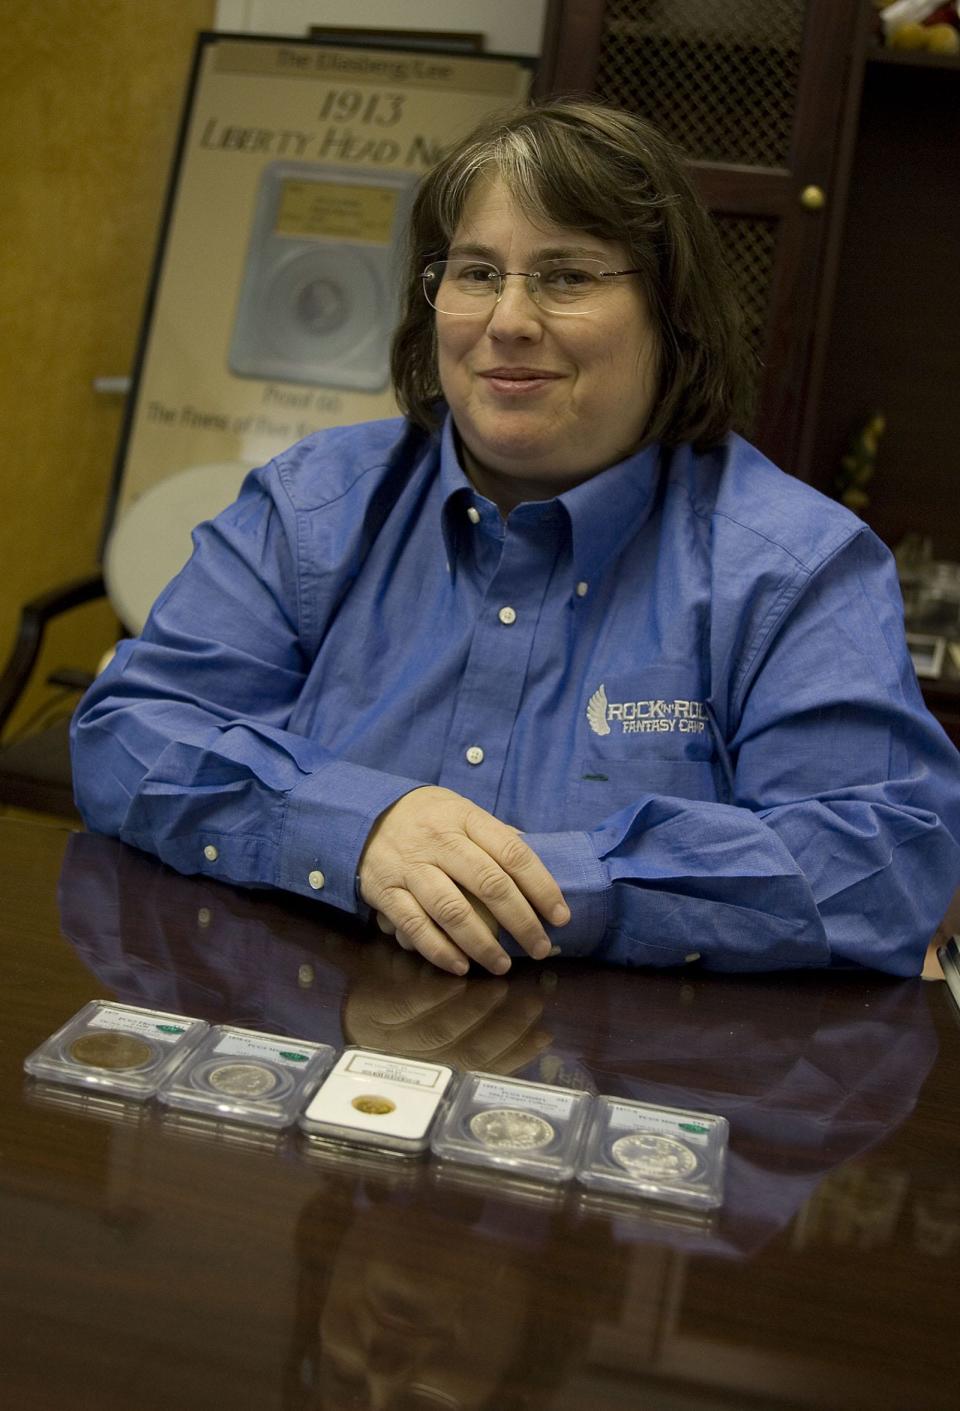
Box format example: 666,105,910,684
0,0,215,739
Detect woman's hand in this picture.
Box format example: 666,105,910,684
358,786,569,975
342,947,552,1073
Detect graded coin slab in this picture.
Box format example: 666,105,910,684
431,1072,592,1185
23,1000,211,1101
68,1031,157,1072
299,1048,455,1154
575,1097,728,1210
158,1025,336,1130
469,1107,556,1151
610,1132,699,1181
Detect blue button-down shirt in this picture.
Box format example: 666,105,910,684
71,415,960,974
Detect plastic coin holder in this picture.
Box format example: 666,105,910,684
24,1079,153,1130
576,1096,728,1210
160,1109,288,1154
298,1047,455,1156
157,1024,335,1129
430,1072,593,1185
298,1137,430,1193
23,1000,209,1101
430,1155,567,1210
573,1187,719,1236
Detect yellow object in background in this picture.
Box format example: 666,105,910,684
889,22,931,48
925,23,960,52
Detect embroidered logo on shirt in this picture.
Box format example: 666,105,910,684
587,684,708,735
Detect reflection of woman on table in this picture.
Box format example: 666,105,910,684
72,101,960,978
58,830,940,1258
285,1171,624,1411
57,831,552,1075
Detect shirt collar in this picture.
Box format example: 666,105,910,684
559,441,663,586
438,412,663,583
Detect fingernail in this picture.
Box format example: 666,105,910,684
532,939,551,961
452,960,469,976
552,904,570,925
492,955,512,975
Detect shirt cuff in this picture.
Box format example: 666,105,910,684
278,760,425,914
508,830,609,958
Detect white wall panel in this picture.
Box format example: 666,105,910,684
214,0,547,55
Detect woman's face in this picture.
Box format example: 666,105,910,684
436,176,659,513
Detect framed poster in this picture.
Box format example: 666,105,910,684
106,32,533,534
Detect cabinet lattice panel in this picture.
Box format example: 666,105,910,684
712,214,777,423
594,0,806,167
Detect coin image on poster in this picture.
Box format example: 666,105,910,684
68,1031,156,1072
469,1107,555,1151
206,1061,281,1098
610,1132,699,1181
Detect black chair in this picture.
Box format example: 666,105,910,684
0,460,250,820
0,574,107,818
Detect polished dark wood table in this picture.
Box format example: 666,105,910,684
2,816,957,1411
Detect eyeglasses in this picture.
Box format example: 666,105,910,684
421,257,643,316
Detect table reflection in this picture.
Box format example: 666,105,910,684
285,1169,623,1411
57,832,939,1268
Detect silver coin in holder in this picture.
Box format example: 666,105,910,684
469,1107,556,1151
195,1058,293,1100
610,1132,700,1181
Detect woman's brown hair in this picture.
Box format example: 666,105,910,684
390,99,754,449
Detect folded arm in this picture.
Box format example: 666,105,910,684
522,532,960,975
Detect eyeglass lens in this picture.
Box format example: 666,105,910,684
422,258,617,314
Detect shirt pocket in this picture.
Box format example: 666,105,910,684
573,755,720,828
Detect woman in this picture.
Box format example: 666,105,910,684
71,101,960,978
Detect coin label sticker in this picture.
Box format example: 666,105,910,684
211,1033,312,1068
85,1008,188,1042
342,1051,448,1090
472,1077,578,1121
606,1101,711,1147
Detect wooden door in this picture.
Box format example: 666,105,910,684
537,0,867,479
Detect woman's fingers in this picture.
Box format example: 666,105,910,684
359,787,569,976
378,870,507,975
464,812,570,930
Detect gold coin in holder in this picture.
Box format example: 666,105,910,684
352,1094,396,1115
69,1032,155,1071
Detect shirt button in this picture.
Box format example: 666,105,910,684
465,745,484,765
684,951,701,964
308,870,326,890
498,606,517,625
467,506,480,524
203,844,219,862
576,581,589,597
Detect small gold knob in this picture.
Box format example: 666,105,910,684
800,185,826,211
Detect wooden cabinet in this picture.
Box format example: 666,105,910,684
537,0,866,478
538,0,960,734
